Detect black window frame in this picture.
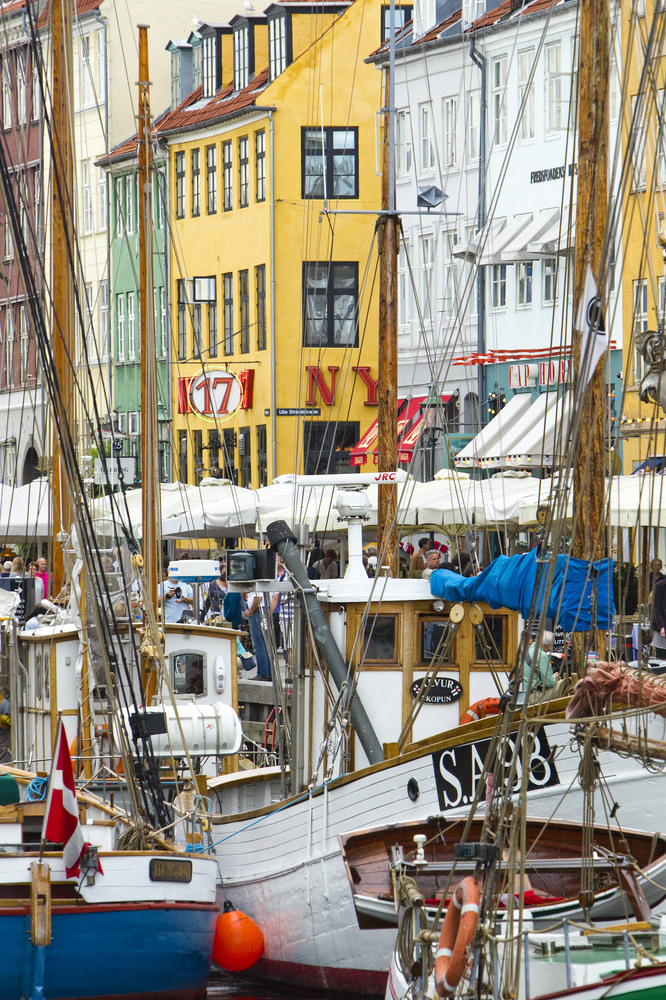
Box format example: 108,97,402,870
239,269,249,353
255,263,266,350
206,144,217,214
178,429,188,483
223,428,237,483
176,278,187,359
302,261,359,347
238,135,249,208
255,129,266,203
301,126,359,200
223,140,232,211
381,4,412,42
223,272,234,356
257,424,267,487
239,426,251,487
208,299,218,358
175,150,185,218
191,147,200,217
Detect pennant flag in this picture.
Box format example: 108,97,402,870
575,264,609,387
42,721,85,877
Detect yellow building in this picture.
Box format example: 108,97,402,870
160,0,389,486
620,0,666,473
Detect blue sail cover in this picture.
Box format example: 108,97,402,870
429,548,614,632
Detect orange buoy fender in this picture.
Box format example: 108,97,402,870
213,902,264,972
434,877,481,997
460,697,501,726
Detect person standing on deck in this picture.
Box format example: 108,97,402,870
410,538,430,576
244,591,272,681
523,631,559,692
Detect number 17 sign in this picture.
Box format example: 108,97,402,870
188,369,243,422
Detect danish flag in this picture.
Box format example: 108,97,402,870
42,722,88,877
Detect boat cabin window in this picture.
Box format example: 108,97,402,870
474,615,505,662
171,651,206,696
419,617,454,666
362,615,397,663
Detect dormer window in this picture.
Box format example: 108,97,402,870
192,36,202,90
461,0,484,28
381,5,412,42
170,50,180,108
203,34,216,97
268,14,287,80
234,25,249,91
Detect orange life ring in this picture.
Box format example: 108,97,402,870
460,697,501,726
434,876,481,997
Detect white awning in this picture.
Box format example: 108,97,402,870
454,392,533,468
527,213,575,257
501,208,560,262
452,218,506,263
454,391,573,470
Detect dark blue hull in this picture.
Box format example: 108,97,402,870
4,901,217,1000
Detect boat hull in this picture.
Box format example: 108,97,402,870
210,717,666,995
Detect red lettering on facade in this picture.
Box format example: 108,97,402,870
305,366,340,406
177,376,193,414
352,366,379,405
211,376,234,413
192,375,214,414
239,369,254,409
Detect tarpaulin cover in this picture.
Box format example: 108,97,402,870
429,548,615,632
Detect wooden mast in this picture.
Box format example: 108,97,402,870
50,0,74,597
571,0,609,658
376,32,399,577
137,26,160,616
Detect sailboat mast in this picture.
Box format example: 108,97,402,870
50,0,75,597
137,26,160,614
570,0,609,646
377,5,399,577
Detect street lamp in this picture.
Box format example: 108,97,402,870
420,384,446,481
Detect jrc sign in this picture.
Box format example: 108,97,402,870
184,370,244,422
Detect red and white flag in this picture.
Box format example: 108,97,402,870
42,721,85,877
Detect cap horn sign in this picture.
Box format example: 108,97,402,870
189,369,243,423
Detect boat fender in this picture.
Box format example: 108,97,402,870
459,697,501,726
434,876,481,996
212,901,264,972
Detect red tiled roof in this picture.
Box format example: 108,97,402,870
37,0,103,28
471,0,562,30
158,67,270,136
0,1,28,17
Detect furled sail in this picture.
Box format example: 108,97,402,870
429,548,614,632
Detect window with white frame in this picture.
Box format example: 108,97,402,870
206,144,217,213
255,130,265,202
234,25,249,91
398,239,411,326
19,304,28,379
97,29,105,102
414,0,435,35
127,291,136,360
193,40,202,90
491,264,506,309
419,103,435,172
83,282,93,355
517,262,533,306
170,51,180,110
633,278,648,383
467,91,480,160
631,94,647,191
417,234,434,323
16,50,26,125
518,48,535,141
462,0,484,27
238,136,249,207
203,35,216,98
443,97,458,167
115,177,124,236
4,218,13,260
396,109,412,178
117,293,125,360
546,41,567,134
100,280,109,360
80,34,93,107
2,60,12,129
543,257,558,304
4,308,13,385
125,175,134,234
269,15,287,80
82,160,93,234
160,287,167,356
492,56,507,145
98,169,107,231
31,59,40,121
441,231,458,317
129,412,140,437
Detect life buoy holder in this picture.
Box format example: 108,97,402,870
434,876,481,997
460,697,501,726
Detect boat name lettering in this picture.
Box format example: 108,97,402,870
409,677,463,704
149,858,193,883
530,164,576,184
432,728,559,810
